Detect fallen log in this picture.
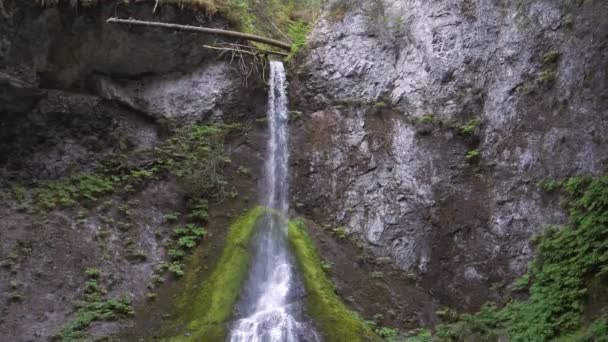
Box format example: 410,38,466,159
106,17,292,51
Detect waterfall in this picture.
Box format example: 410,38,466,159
229,62,318,342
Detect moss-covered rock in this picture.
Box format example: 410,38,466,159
169,207,265,341
288,219,379,342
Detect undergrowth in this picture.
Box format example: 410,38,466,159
407,175,608,341
57,268,133,341
166,223,208,277
287,21,311,59
156,124,234,199
6,124,236,212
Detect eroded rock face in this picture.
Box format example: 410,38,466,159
0,1,249,181
95,61,240,121
0,1,263,340
292,0,608,310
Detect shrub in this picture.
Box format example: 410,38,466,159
287,21,311,58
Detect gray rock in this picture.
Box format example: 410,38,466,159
95,61,239,121
292,0,608,308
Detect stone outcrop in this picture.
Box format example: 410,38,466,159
0,0,248,181
291,0,608,309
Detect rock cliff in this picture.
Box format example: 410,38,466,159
291,0,608,311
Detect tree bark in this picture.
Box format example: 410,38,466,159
106,17,292,51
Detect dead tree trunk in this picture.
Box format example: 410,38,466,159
106,18,292,51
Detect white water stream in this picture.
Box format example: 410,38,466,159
229,62,318,342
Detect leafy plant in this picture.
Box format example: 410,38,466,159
158,124,232,199
415,115,435,125
35,173,119,210
375,326,401,340
370,271,384,279
465,149,481,164
189,199,209,221
168,262,185,277
333,226,348,240
287,21,311,58
58,269,133,341
165,212,180,222
163,224,208,277
321,260,333,272
457,119,481,136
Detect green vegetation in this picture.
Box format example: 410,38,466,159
169,207,265,341
514,0,587,28
454,119,481,136
24,163,159,211
520,48,561,95
370,271,384,280
543,49,561,64
413,115,481,138
415,114,435,125
158,124,232,199
373,101,388,109
6,123,235,212
188,199,209,221
407,175,608,341
465,149,481,164
167,223,208,277
58,269,133,341
288,219,379,342
158,0,321,39
332,226,348,240
35,173,120,210
165,212,180,223
287,21,311,58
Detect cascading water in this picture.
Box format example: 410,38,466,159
229,62,319,342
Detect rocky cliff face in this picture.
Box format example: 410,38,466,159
291,0,607,311
0,1,266,340
0,0,250,182
1,0,607,339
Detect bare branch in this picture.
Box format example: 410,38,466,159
106,17,292,51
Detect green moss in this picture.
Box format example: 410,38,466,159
168,207,265,341
288,219,380,342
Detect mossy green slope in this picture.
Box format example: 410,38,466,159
288,219,380,342
169,207,265,341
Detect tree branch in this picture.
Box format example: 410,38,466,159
206,43,289,57
106,17,292,51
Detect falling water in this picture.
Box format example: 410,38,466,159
229,62,318,342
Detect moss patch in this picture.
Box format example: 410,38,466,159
288,219,379,342
168,207,265,341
